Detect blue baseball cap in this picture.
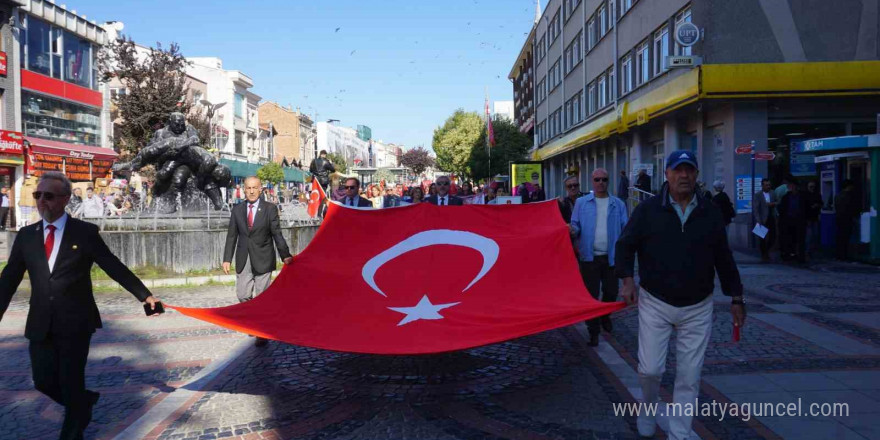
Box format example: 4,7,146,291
666,150,698,170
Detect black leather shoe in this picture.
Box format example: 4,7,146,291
255,337,268,347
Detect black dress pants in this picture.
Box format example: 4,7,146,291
29,332,96,440
579,255,618,336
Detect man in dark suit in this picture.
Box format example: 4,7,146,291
425,176,463,206
223,176,293,347
338,177,373,207
0,171,161,440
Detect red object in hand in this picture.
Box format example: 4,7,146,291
733,324,741,342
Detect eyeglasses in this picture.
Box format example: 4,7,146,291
344,185,358,190
566,184,580,189
436,182,450,186
593,177,609,182
33,191,62,201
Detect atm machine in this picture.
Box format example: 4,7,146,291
815,152,870,251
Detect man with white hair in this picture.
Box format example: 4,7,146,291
711,180,736,228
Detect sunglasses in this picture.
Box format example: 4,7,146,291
593,178,609,182
436,182,450,186
33,191,63,201
566,183,580,189
344,185,358,190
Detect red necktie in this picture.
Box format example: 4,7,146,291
45,225,56,260
248,204,255,229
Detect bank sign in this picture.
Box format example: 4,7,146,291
793,135,880,153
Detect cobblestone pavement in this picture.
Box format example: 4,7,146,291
1,252,878,439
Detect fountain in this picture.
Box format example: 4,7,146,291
87,113,320,273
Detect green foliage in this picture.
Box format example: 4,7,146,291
326,152,347,174
399,146,434,176
373,167,396,185
257,162,285,186
469,116,533,182
97,36,191,157
432,110,484,178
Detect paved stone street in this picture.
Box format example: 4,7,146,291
1,252,878,440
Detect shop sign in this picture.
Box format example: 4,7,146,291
666,56,702,68
675,22,700,47
0,52,6,76
0,130,24,154
69,150,95,160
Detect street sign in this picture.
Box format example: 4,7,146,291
675,22,700,47
754,152,776,161
735,144,754,155
666,56,702,68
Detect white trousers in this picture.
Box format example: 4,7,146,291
638,288,713,440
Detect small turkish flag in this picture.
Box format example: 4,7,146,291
307,181,326,218
171,201,624,354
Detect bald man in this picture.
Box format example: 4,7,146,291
223,176,293,346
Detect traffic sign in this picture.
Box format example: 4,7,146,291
754,152,776,161
735,144,754,155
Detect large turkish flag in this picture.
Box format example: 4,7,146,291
171,200,625,354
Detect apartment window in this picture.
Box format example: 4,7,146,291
235,130,243,154
565,0,581,20
587,17,596,49
550,58,562,89
110,87,128,100
588,81,596,115
609,0,616,24
637,42,650,85
550,10,561,44
564,31,583,74
598,74,607,109
234,93,244,118
621,55,633,94
621,0,634,15
675,8,693,56
537,78,547,103
607,67,616,102
599,3,608,36
654,26,670,75
574,91,582,124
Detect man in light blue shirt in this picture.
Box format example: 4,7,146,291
570,168,628,346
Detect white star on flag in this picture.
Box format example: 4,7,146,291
387,295,460,326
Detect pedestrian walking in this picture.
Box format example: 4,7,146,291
635,169,651,200
0,186,10,229
222,176,294,347
425,176,463,205
805,181,823,254
778,177,808,263
711,180,736,228
752,179,778,262
617,170,629,202
0,171,162,440
570,169,627,346
616,150,744,440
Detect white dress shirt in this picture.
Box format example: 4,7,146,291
437,195,449,206
43,213,69,272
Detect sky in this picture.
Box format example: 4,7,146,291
70,0,540,150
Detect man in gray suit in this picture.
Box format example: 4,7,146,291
223,176,293,346
752,178,778,262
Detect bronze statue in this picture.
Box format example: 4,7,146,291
113,112,232,211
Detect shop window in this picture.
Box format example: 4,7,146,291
64,31,91,88
23,92,101,146
27,17,50,76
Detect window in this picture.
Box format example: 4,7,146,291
588,81,596,115
549,10,561,44
621,55,633,94
193,91,203,104
675,8,693,56
609,0,616,24
52,27,62,80
26,17,50,76
23,92,101,146
565,92,583,128
622,0,633,15
110,87,128,100
537,78,547,103
537,34,547,61
64,31,92,88
235,130,243,154
550,58,562,89
564,31,583,74
637,42,650,85
654,26,670,75
607,67,616,103
565,0,581,20
598,74,607,108
599,3,608,36
234,93,245,118
587,17,596,49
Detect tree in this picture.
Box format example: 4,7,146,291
469,116,533,182
326,152,347,174
257,162,285,187
399,146,435,176
97,36,191,156
373,167,397,186
432,110,483,179
186,105,212,150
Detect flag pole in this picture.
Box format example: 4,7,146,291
485,86,491,185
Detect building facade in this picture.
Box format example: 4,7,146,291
316,121,369,168
525,0,879,250
15,0,115,227
493,101,515,122
187,57,267,182
0,1,25,229
509,2,539,141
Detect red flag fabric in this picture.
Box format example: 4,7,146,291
170,201,624,354
307,181,326,218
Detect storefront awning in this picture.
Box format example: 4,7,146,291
220,158,310,182
27,137,118,161
792,135,880,154
283,167,309,182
